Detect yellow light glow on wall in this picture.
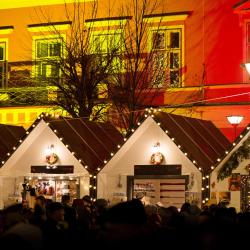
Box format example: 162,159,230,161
0,28,14,35
0,106,63,129
27,24,71,33
0,0,92,10
85,19,129,28
143,14,189,23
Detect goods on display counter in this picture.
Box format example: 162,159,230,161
26,177,79,202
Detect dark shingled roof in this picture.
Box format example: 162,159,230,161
0,124,26,161
153,112,231,173
44,116,124,173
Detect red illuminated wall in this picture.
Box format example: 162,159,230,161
163,0,250,142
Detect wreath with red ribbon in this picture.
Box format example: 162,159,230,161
151,152,164,165
46,153,58,165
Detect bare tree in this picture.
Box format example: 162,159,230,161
107,0,168,133
30,0,182,130
33,0,119,120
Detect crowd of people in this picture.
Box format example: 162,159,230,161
0,196,250,250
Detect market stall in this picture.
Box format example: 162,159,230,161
0,114,123,209
97,112,231,208
210,125,250,212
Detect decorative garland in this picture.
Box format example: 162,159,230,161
217,137,250,181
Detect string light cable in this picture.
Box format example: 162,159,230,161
42,91,250,121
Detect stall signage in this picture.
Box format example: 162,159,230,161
134,165,182,176
31,165,74,174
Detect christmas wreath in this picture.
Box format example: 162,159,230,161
46,152,58,165
217,137,250,181
151,152,164,165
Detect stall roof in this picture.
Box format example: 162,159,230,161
44,116,124,173
0,112,233,174
152,112,232,173
0,124,26,161
0,114,124,173
233,0,250,12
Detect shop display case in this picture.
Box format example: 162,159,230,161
26,178,79,202
56,180,79,202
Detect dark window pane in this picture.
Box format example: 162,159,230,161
41,64,48,78
152,32,165,49
94,36,101,52
0,47,4,60
37,42,48,58
248,23,250,44
51,64,60,78
94,35,108,53
170,32,179,48
50,43,61,57
170,52,179,69
247,45,250,62
0,66,3,81
170,71,180,87
152,52,166,87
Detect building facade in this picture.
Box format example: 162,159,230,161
0,0,249,140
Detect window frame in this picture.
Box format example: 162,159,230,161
90,29,124,72
149,25,184,88
32,35,65,82
0,38,8,88
244,20,250,82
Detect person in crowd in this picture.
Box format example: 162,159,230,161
61,194,77,231
0,222,43,250
29,196,46,227
92,198,108,230
1,203,28,232
82,195,92,213
144,204,162,230
71,197,92,244
96,199,147,249
41,202,69,249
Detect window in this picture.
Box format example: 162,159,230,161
34,37,62,82
151,28,182,88
92,32,122,72
0,42,5,60
246,23,250,81
247,23,250,62
93,33,120,53
0,41,7,88
91,32,122,98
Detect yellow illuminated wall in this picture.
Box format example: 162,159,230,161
0,0,91,9
0,0,189,128
0,106,64,128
